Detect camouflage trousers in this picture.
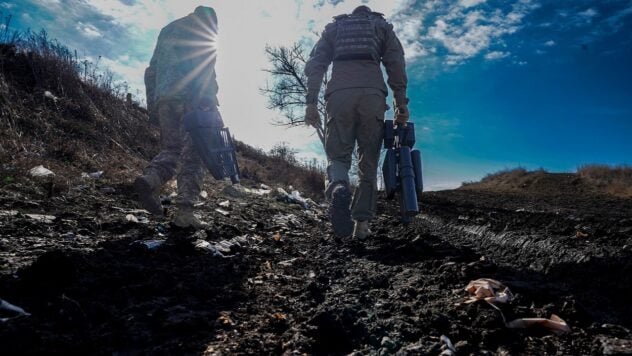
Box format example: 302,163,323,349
143,99,205,207
325,88,387,221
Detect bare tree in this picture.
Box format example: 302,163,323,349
261,43,327,147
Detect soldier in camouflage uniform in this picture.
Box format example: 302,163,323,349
135,6,220,229
304,5,409,239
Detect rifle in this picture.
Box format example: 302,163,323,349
382,120,423,223
183,109,240,184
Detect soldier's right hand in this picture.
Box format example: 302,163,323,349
394,98,410,125
304,103,321,128
395,104,410,125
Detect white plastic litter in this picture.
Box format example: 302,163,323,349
0,299,31,322
26,214,56,224
81,171,104,179
218,200,230,208
29,165,55,177
125,214,139,223
43,90,58,103
131,239,165,249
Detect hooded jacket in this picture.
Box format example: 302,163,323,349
145,6,219,113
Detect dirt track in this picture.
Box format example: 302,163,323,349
1,179,631,355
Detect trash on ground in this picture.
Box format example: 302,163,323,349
273,231,282,241
43,90,58,102
440,335,456,355
278,258,297,267
274,188,314,209
0,210,18,217
81,171,103,179
131,239,166,250
215,208,230,216
0,298,31,322
463,278,571,335
29,165,55,177
199,190,208,199
505,314,572,335
218,200,230,208
125,214,139,223
575,231,589,238
464,278,512,304
111,207,150,215
26,214,56,224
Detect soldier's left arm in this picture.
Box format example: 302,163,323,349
304,23,335,105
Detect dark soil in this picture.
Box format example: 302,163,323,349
1,177,631,355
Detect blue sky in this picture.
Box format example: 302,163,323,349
2,0,631,190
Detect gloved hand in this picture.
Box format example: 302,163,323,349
304,103,321,128
394,98,409,125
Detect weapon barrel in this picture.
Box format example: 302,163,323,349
398,146,419,216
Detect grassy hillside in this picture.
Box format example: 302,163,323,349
461,166,632,198
0,27,324,200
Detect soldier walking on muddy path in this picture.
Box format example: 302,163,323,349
135,6,220,229
304,5,410,239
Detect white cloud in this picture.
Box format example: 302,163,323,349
544,39,555,46
459,0,486,8
578,8,598,20
76,22,102,38
404,0,539,66
484,51,510,60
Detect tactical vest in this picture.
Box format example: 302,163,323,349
333,14,382,61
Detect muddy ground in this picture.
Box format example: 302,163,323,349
0,177,631,355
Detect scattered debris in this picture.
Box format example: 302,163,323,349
26,214,56,224
440,335,456,355
131,239,166,250
464,278,512,304
463,278,571,335
43,90,58,103
218,312,234,327
125,214,139,223
0,210,18,217
215,208,230,216
273,231,282,241
278,258,297,267
575,230,589,238
218,200,230,208
271,312,286,321
505,314,572,335
199,190,208,199
599,336,632,355
0,299,31,322
81,171,104,179
274,187,314,209
29,165,55,177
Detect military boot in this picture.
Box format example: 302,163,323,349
134,174,163,216
353,220,372,240
328,182,353,237
172,205,206,229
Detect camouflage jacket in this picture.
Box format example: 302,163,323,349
304,12,408,104
145,8,219,114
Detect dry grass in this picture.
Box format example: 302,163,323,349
236,141,325,200
577,164,632,198
461,167,548,190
